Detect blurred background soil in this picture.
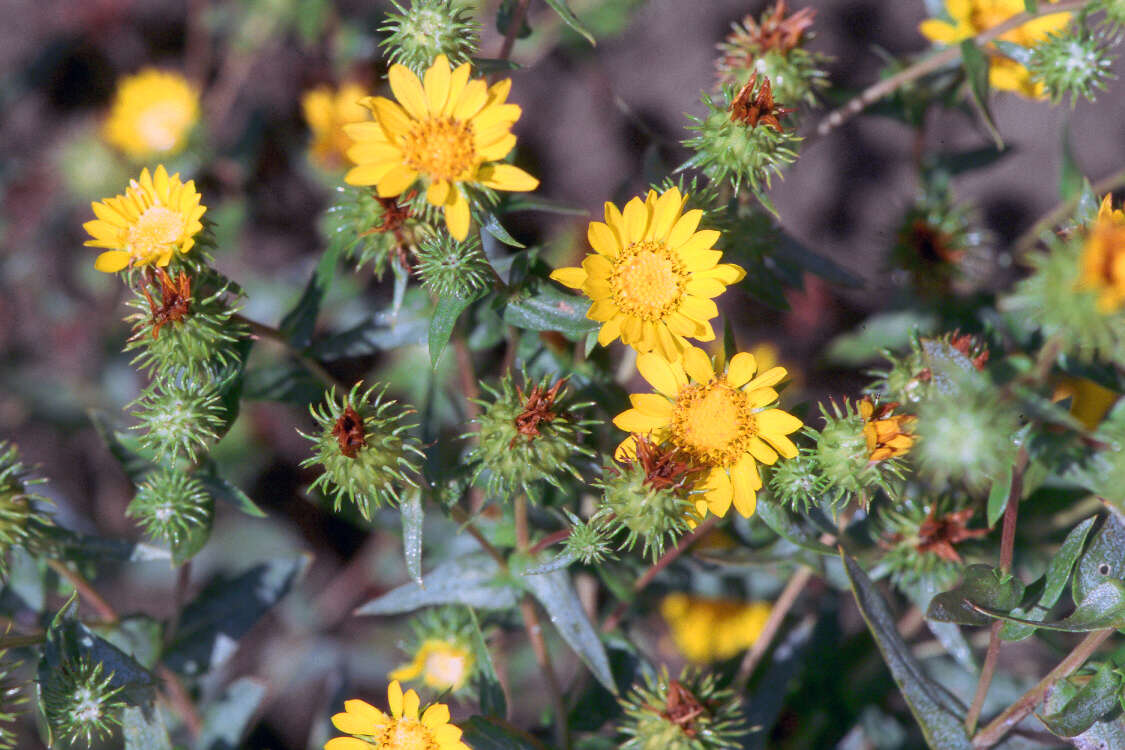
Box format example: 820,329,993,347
3,0,1125,747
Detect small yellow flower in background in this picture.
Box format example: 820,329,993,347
103,69,200,159
389,637,475,692
1052,377,1120,430
550,187,746,362
1078,194,1125,313
303,82,370,170
84,165,206,273
859,397,917,462
614,347,801,519
344,54,538,241
326,680,469,750
919,0,1071,97
660,593,772,663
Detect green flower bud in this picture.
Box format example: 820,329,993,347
379,0,480,75
619,667,747,750
465,374,596,502
126,468,213,548
767,450,828,512
415,232,492,298
42,657,124,748
1029,28,1116,106
683,80,801,205
0,644,27,750
299,381,424,520
129,375,226,463
813,399,911,505
874,494,986,589
562,510,616,565
123,266,247,378
1096,0,1125,30
0,442,52,580
323,187,430,279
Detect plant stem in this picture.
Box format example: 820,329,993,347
157,664,204,738
233,313,343,390
48,559,119,624
1013,166,1125,256
497,0,532,62
972,629,1114,748
736,565,813,682
965,447,1027,734
528,528,572,556
454,338,482,418
813,0,1089,140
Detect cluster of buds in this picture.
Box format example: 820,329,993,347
300,381,425,520
618,668,747,750
466,373,595,501
379,0,480,74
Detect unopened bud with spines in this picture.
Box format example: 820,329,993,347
767,449,828,512
322,187,430,280
619,667,747,750
379,0,480,75
42,657,125,749
416,233,492,298
129,375,225,462
126,468,213,548
0,643,27,750
1029,27,1116,106
0,442,52,581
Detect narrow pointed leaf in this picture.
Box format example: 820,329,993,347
430,293,478,365
1040,662,1122,738
961,40,1004,148
355,553,520,614
972,579,1125,632
987,468,1012,528
927,564,1026,626
1002,517,1095,640
401,489,424,586
1074,514,1125,604
542,0,596,45
466,606,507,719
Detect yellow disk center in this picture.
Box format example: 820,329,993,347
671,381,756,466
609,241,688,320
383,719,437,750
424,647,469,689
127,205,184,262
137,101,190,152
401,117,477,181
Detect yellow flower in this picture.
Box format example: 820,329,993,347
1078,194,1125,312
1052,376,1120,430
613,347,801,519
859,398,917,462
919,0,1071,97
660,593,772,663
83,165,206,273
389,638,475,692
550,187,746,362
303,82,371,170
103,69,200,159
326,681,469,750
344,54,538,241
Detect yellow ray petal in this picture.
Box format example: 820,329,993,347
678,295,719,324
622,196,648,244
666,208,703,248
478,163,539,192
613,409,668,433
597,315,624,346
388,64,429,119
682,347,714,384
637,352,685,397
760,431,799,459
325,738,373,750
424,55,452,114
421,703,451,728
649,188,682,241
741,365,788,391
588,221,620,257
747,436,778,464
444,194,471,240
703,469,733,518
388,680,404,717
94,250,131,272
377,165,419,197
550,266,587,289
344,161,397,186
630,393,674,417
757,409,802,435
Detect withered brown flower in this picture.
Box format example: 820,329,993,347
140,267,192,339
512,378,567,446
332,405,367,458
729,73,792,132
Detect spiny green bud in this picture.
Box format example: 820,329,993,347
42,658,125,748
379,0,480,75
683,78,801,205
562,510,616,566
767,450,828,512
129,375,225,462
596,438,697,560
323,187,430,280
1029,28,1116,106
0,442,52,580
126,468,213,548
874,494,986,589
913,371,1021,492
123,266,247,378
465,373,596,501
299,381,424,520
1096,0,1125,31
619,667,747,750
813,398,911,505
0,644,27,750
415,232,492,298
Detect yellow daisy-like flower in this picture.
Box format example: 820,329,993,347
550,187,746,362
660,593,773,663
389,638,475,692
103,69,200,159
343,54,539,241
83,165,206,273
326,681,469,750
919,0,1071,97
613,346,802,520
1078,194,1125,313
303,82,371,170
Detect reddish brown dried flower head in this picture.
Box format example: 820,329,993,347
140,267,192,339
729,73,792,132
948,331,990,371
627,433,702,491
915,507,988,563
903,219,964,266
512,378,567,446
726,0,816,57
660,680,707,738
332,405,367,458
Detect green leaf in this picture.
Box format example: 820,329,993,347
960,40,1004,148
195,678,266,750
163,557,307,676
1060,123,1084,201
842,553,973,750
899,577,977,671
279,241,345,350
974,579,1125,632
42,526,170,563
1001,517,1096,640
482,212,526,248
927,564,1027,627
542,0,596,45
355,553,520,615
466,607,507,719
461,716,550,750
89,410,154,483
986,469,1012,528
1074,514,1125,605
777,232,864,288
1045,676,1125,748
196,466,267,518
41,619,157,710
123,705,173,750
503,283,599,340
502,194,587,216
756,496,836,556
825,310,939,366
430,293,478,365
519,566,616,693
401,489,424,586
1040,662,1122,738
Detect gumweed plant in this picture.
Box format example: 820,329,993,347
4,1,1125,749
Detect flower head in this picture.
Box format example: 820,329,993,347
660,593,772,663
1078,194,1125,312
389,638,475,692
876,495,987,587
379,0,480,74
326,681,469,750
550,187,745,361
303,82,371,170
344,54,538,240
102,69,200,159
619,668,747,750
859,397,917,461
84,165,206,273
614,347,801,520
126,468,213,548
919,0,1072,97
